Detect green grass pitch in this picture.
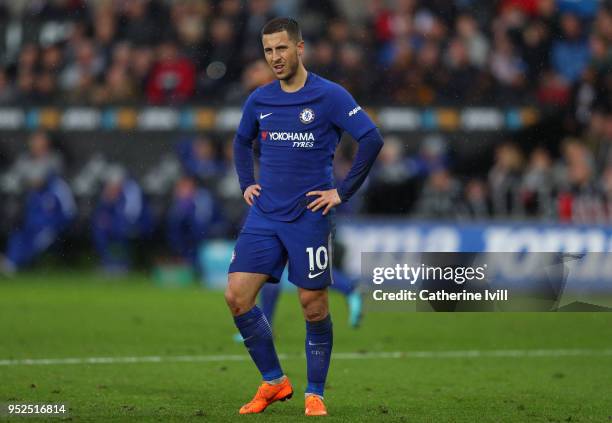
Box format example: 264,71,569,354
1,271,611,422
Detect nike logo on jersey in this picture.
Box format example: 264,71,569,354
308,270,325,279
259,112,273,120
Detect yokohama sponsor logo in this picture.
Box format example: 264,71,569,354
263,131,315,141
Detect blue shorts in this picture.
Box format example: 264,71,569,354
228,207,334,290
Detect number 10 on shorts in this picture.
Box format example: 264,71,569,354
306,246,328,272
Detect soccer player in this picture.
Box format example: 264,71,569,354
225,17,383,416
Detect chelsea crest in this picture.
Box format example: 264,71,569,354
299,108,315,124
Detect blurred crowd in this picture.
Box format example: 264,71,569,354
0,0,608,107
363,107,612,222
0,131,240,274
3,114,612,273
1,0,612,271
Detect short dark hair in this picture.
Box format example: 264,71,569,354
261,17,302,42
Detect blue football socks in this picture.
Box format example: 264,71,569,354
234,306,283,381
305,314,333,397
260,282,281,323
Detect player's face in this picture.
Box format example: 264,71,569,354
262,31,303,81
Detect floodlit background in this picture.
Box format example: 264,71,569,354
0,1,611,421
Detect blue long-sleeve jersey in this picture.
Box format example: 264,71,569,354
233,72,382,221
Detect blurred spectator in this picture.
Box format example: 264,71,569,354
141,153,182,226
571,66,598,126
557,139,605,222
489,142,525,216
335,43,372,101
18,43,38,74
521,147,556,217
166,176,218,265
537,69,571,106
130,46,155,92
551,13,590,84
370,135,411,184
36,71,59,101
520,20,552,87
414,168,462,219
416,40,446,104
91,63,138,104
118,0,168,46
16,70,37,103
593,111,612,172
367,135,416,214
110,42,132,71
177,136,221,184
380,39,416,103
595,6,612,45
459,178,491,219
442,38,481,102
456,13,489,68
582,109,609,169
146,39,196,104
407,134,450,178
1,132,63,195
93,5,118,63
171,1,209,69
308,40,337,79
557,0,599,19
378,13,421,68
490,33,527,102
59,39,104,99
0,163,76,275
91,166,152,272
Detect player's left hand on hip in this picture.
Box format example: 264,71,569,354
306,189,342,215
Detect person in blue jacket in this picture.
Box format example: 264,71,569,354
92,165,152,272
176,136,222,183
1,162,76,274
166,175,218,267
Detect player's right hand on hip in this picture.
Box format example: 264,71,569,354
243,184,262,206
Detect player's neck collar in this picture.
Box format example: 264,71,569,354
279,68,311,94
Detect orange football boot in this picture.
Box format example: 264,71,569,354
239,377,293,414
305,394,328,416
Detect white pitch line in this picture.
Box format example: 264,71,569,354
1,349,612,367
